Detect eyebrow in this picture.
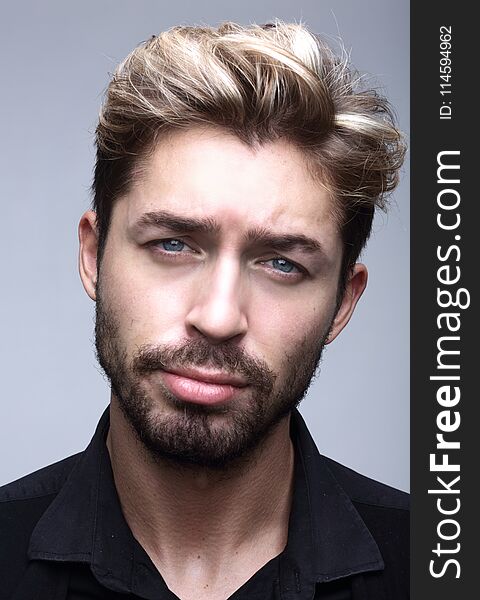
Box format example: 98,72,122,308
132,210,327,257
132,210,220,235
244,226,327,257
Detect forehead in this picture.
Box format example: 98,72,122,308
116,126,340,248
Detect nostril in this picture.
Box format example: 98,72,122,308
185,301,248,344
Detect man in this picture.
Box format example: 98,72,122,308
0,21,408,600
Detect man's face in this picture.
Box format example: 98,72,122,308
80,126,365,468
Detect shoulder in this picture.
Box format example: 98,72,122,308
0,453,82,539
323,456,409,595
0,454,81,597
322,455,409,511
322,455,409,545
0,453,81,503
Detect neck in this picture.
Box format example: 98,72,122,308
107,397,295,586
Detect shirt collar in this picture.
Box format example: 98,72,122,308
28,407,384,597
287,409,384,581
28,408,144,594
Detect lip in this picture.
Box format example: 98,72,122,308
165,367,248,387
160,367,248,406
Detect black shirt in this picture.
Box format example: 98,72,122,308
0,408,409,599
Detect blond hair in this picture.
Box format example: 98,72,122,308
93,20,405,286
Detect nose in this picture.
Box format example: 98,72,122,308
185,256,248,344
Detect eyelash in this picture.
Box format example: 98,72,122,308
147,238,197,256
147,238,307,279
259,258,305,279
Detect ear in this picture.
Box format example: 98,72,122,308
78,210,99,301
326,263,368,344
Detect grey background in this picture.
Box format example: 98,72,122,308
0,0,409,490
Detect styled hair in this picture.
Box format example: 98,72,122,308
93,20,405,292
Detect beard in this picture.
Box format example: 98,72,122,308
95,286,333,470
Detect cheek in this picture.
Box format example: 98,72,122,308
100,255,192,349
248,288,335,369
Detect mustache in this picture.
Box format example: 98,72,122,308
132,338,276,395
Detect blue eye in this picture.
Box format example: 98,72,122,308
271,258,297,273
161,239,185,252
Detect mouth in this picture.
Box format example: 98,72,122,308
160,367,248,406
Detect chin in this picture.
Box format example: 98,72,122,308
115,384,286,470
